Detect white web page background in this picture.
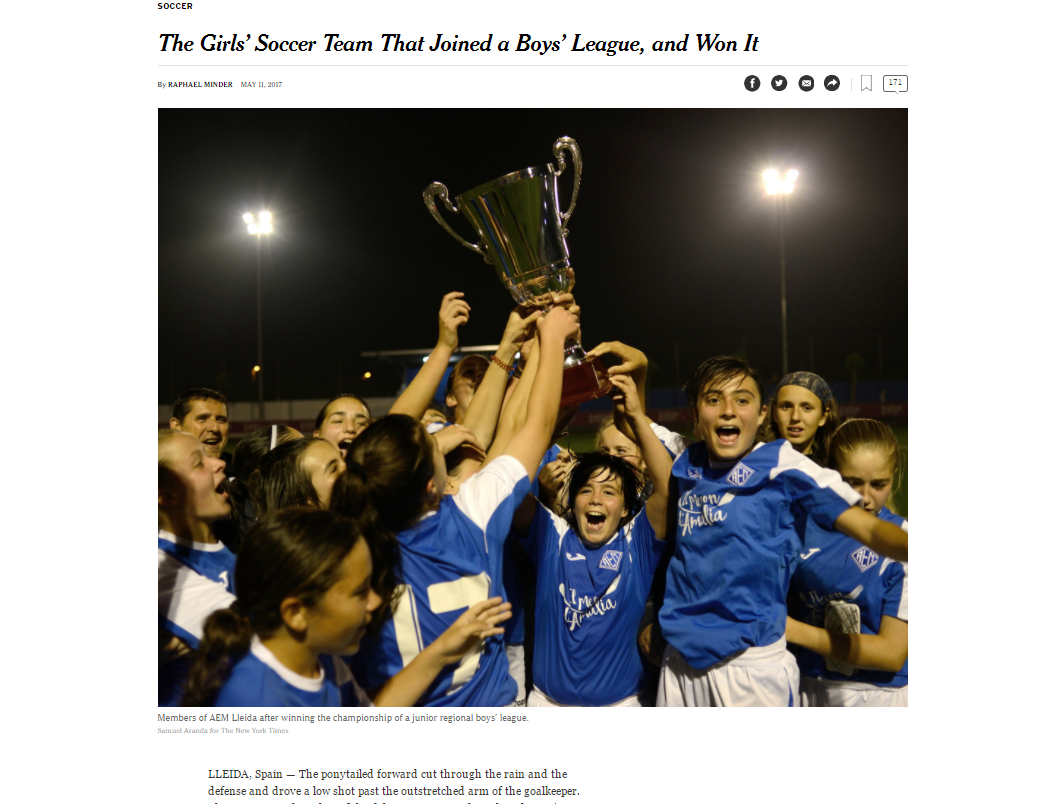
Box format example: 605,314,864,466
7,0,1053,800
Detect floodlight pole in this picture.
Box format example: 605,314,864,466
777,197,789,377
256,235,265,421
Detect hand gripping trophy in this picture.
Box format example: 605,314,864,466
424,136,611,407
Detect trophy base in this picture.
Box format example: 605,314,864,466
560,355,612,408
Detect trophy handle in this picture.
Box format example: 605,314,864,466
423,182,492,264
552,136,582,238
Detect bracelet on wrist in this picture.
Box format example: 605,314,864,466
491,354,515,373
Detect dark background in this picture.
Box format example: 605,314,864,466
158,108,907,403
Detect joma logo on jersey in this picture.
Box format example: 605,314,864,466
599,550,623,571
726,463,755,486
851,546,879,572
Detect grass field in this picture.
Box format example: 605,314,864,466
562,422,909,519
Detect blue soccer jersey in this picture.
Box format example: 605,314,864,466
791,509,909,688
158,530,236,648
660,440,862,669
352,456,530,707
215,637,372,707
520,503,666,706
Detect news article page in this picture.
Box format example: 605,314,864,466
152,3,921,801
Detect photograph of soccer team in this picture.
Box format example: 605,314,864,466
159,108,908,708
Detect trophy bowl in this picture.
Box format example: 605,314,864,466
424,137,611,407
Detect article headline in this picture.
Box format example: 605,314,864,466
159,32,761,56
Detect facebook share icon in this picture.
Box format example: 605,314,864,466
744,75,760,92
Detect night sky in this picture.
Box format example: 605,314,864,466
158,108,907,404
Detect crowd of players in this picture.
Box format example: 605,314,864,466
159,289,908,708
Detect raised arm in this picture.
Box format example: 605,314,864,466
834,506,908,563
499,307,580,479
785,615,908,674
609,373,673,539
460,308,539,450
483,334,539,466
389,291,469,419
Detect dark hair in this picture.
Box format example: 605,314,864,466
684,356,765,410
444,354,490,422
559,452,645,536
330,415,435,623
826,418,903,511
232,426,303,486
760,382,842,466
251,437,330,516
314,394,372,432
228,426,304,541
172,388,228,424
181,509,364,706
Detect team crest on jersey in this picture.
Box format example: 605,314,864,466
686,468,702,479
851,545,879,572
599,550,623,571
726,463,755,486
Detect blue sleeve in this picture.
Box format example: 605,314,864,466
774,443,862,529
630,511,667,576
453,456,532,554
880,561,908,622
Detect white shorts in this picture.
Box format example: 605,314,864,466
800,676,908,707
505,643,526,705
527,686,645,708
657,638,800,707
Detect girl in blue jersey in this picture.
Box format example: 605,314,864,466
760,371,840,465
182,509,513,707
158,430,237,705
657,356,908,707
331,306,580,707
786,418,908,706
514,372,673,707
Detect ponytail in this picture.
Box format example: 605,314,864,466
330,415,435,626
331,460,401,629
181,607,254,706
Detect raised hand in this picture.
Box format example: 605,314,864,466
609,372,645,421
537,305,580,344
500,307,542,352
438,291,470,351
537,450,575,513
586,340,648,379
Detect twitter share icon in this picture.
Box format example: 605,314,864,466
771,75,787,91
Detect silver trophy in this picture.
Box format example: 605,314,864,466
424,136,611,407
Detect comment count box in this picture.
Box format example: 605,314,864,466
883,75,908,92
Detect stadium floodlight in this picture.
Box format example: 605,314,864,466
242,212,254,224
